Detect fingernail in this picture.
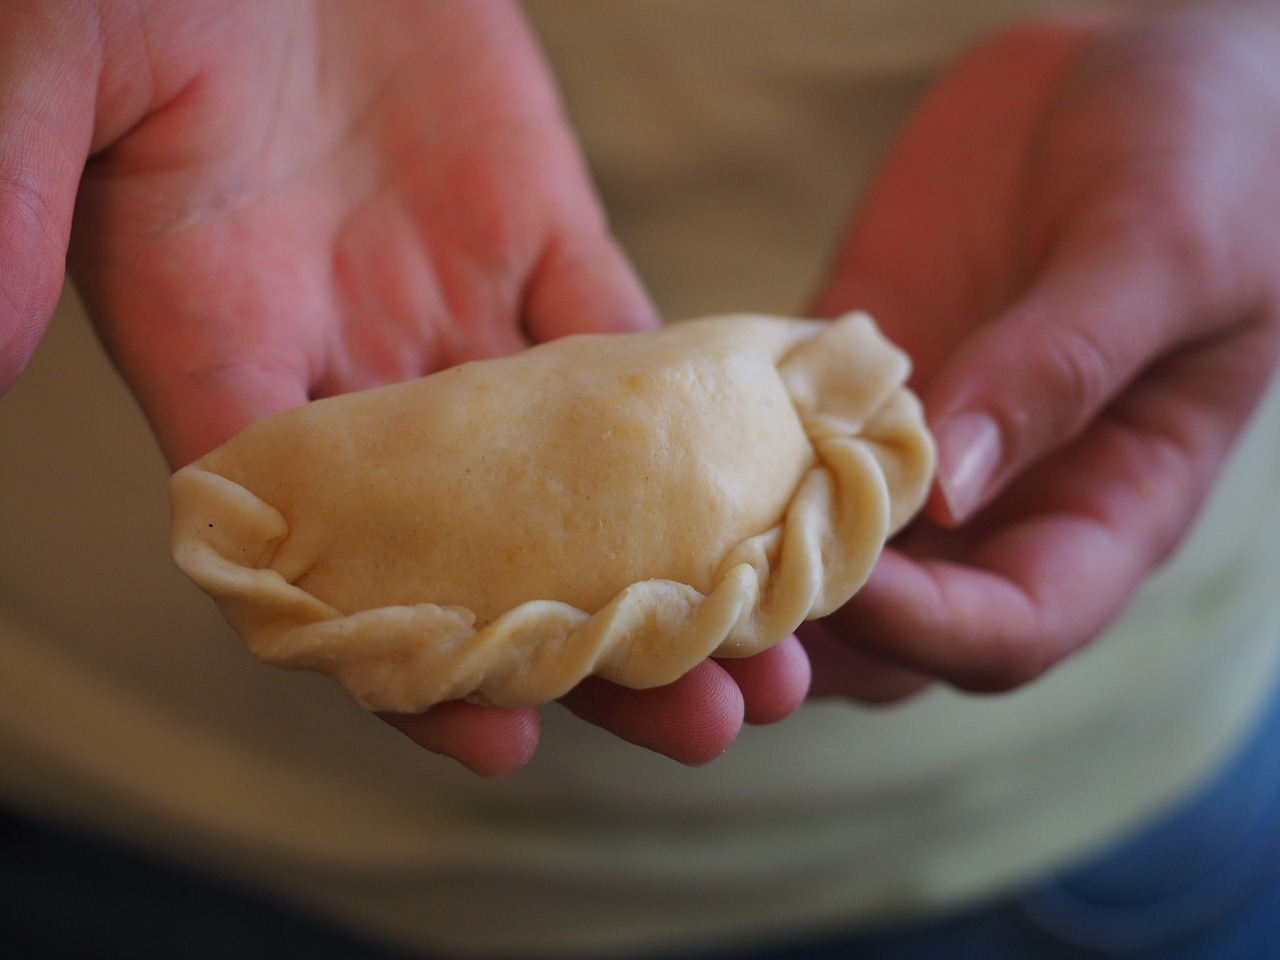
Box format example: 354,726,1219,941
935,412,1002,521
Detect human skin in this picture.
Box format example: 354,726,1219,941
7,0,1278,774
0,0,810,775
804,1,1280,702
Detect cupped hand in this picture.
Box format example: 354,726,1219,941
807,3,1280,702
0,0,809,774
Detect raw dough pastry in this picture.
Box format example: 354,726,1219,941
170,313,934,711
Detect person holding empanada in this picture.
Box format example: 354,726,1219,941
2,2,1280,958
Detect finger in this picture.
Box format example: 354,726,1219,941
714,635,812,725
797,620,933,704
805,14,1107,370
825,543,1046,692
925,209,1225,524
831,320,1278,691
137,359,312,469
522,226,660,341
380,702,541,778
831,473,1161,691
0,2,97,391
559,661,744,765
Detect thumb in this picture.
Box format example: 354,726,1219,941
136,360,311,470
0,3,98,392
926,228,1207,524
522,225,660,340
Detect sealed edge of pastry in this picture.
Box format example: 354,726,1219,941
169,313,936,711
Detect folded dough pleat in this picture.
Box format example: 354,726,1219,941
170,313,935,711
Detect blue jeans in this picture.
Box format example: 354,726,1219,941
4,678,1280,960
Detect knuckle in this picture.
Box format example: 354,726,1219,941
1144,179,1222,294
1110,165,1227,309
1041,321,1115,424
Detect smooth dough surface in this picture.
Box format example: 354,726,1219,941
170,314,934,710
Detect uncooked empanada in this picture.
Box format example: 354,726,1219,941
170,313,934,712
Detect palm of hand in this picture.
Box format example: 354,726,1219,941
70,0,649,467
55,0,809,773
808,10,1280,699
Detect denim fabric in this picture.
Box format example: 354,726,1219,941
0,813,417,960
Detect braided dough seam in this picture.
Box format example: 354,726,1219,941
170,313,934,711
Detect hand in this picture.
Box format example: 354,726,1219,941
0,0,809,774
806,3,1280,702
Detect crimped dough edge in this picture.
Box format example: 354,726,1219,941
169,313,935,711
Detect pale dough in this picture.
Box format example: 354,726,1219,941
169,313,935,711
